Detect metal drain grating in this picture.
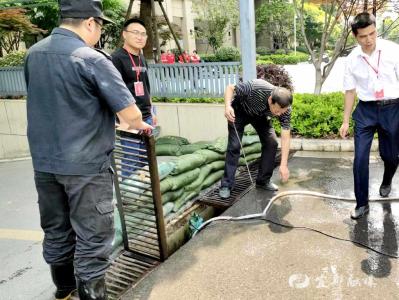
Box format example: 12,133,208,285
198,160,259,208
106,251,159,300
199,150,295,208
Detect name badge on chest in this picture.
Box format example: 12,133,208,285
374,79,384,100
134,81,145,96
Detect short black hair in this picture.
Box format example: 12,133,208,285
60,18,85,27
123,18,146,29
351,12,376,36
270,87,293,108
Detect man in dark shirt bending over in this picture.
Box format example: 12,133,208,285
219,79,293,199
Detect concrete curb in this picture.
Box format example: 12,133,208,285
280,138,378,152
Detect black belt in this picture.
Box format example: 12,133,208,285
375,98,399,106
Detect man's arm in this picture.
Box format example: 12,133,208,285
117,104,152,131
339,89,356,138
224,84,236,122
279,129,290,182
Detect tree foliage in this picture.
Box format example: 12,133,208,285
256,0,295,50
294,0,388,94
0,8,45,55
193,0,239,52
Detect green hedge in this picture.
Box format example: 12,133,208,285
258,52,309,65
153,92,354,138
0,51,26,67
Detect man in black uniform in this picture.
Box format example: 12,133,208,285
111,18,156,174
219,79,293,199
24,1,152,299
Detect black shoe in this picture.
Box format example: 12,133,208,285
350,205,369,220
78,277,107,300
256,181,278,191
50,263,77,300
379,184,391,198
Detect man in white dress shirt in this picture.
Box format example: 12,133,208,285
340,12,399,219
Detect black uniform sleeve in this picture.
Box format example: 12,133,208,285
89,56,135,113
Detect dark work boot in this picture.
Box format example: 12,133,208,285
78,277,108,300
50,263,77,300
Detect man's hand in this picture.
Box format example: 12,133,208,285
152,113,158,126
139,121,154,135
339,122,349,139
279,165,290,182
225,105,235,122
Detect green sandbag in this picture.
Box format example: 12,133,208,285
161,189,184,204
180,141,210,155
157,161,176,180
244,124,257,135
200,170,224,190
239,153,261,165
242,142,261,156
207,136,228,153
163,202,174,216
170,154,206,175
208,160,225,171
184,165,212,192
169,168,201,191
173,191,199,212
155,144,181,156
160,177,174,193
242,135,260,146
195,149,225,163
156,135,189,146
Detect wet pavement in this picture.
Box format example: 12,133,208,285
123,152,399,299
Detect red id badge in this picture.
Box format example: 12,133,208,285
134,81,145,96
374,80,384,100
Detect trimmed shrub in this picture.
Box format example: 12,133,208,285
256,64,294,92
215,46,240,62
0,51,26,67
154,92,354,138
200,54,218,62
258,52,309,65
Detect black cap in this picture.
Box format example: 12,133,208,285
59,0,114,24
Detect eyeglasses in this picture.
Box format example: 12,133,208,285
93,18,105,34
124,30,148,38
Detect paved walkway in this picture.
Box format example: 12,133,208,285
122,152,399,299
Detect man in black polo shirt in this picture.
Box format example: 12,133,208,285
24,1,152,299
111,18,156,174
219,79,293,199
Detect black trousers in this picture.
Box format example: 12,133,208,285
353,101,399,208
221,111,278,189
34,168,115,281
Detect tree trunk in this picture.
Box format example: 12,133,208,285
140,1,154,59
314,66,323,94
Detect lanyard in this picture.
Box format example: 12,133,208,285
124,48,141,81
362,50,381,78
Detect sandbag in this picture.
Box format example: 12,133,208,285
155,144,181,156
207,137,228,153
244,124,257,135
156,135,189,146
157,161,176,180
163,202,174,216
195,149,225,163
208,160,225,171
242,142,261,156
242,135,260,146
161,189,184,204
169,168,201,191
200,170,224,189
173,191,199,212
159,177,174,193
180,141,210,155
184,165,212,192
170,154,206,175
239,153,261,165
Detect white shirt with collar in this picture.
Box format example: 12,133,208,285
343,38,399,101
